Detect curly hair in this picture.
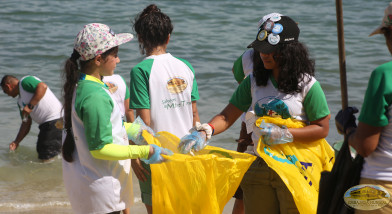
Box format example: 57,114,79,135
252,41,315,94
133,4,173,55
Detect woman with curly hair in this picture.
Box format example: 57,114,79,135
180,13,330,213
129,4,200,214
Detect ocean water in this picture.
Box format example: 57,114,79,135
0,0,391,213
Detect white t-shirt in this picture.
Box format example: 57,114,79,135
102,74,130,120
129,53,200,138
18,76,62,124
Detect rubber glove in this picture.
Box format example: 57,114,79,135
189,122,213,140
256,120,293,146
142,144,173,164
178,131,208,154
335,107,358,135
125,116,155,145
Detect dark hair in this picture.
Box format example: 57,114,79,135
1,75,17,87
252,41,315,94
62,47,119,162
133,4,173,55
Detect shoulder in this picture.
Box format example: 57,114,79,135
372,61,392,76
174,56,195,71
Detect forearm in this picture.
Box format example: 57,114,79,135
209,103,242,135
346,122,382,157
90,143,151,160
288,114,330,142
14,119,32,144
192,101,200,125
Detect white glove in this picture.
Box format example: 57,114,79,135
245,111,257,134
189,122,213,140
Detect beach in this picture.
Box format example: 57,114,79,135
1,0,391,212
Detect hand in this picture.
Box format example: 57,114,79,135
178,131,208,154
335,107,358,135
9,141,19,151
131,158,149,182
125,117,155,145
142,144,173,164
189,122,213,140
256,120,293,146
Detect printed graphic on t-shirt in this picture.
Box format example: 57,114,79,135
254,96,292,119
105,82,118,94
166,77,187,94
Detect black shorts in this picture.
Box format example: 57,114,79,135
36,118,62,160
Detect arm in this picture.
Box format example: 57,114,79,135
90,143,152,160
22,82,47,115
124,98,135,122
10,117,32,151
192,101,200,125
346,122,383,157
209,103,243,135
288,114,331,142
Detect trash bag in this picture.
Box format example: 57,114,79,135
255,116,335,214
317,134,364,214
141,130,256,214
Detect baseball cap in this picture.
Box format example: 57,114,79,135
248,14,299,54
74,23,134,61
369,2,392,37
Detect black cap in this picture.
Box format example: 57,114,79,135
247,16,299,54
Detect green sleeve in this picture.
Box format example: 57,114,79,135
358,65,392,127
129,60,153,109
90,143,150,160
21,76,41,93
77,92,114,151
176,57,200,101
233,54,245,84
303,81,330,121
120,75,130,100
229,76,252,112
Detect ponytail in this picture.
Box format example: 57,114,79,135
62,49,80,162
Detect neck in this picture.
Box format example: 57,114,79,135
148,45,167,56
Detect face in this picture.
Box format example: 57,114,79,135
259,51,278,70
100,53,120,76
2,83,18,98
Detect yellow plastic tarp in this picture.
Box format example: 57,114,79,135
142,130,256,214
255,116,335,214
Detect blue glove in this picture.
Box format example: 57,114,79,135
178,131,209,154
255,120,293,146
335,107,358,135
125,117,155,145
142,144,173,164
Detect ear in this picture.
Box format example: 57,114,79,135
94,55,103,66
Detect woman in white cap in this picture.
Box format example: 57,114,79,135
180,13,331,213
335,2,392,213
61,23,170,214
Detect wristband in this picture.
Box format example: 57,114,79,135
208,123,215,136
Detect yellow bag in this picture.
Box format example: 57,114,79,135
255,116,335,214
142,131,256,214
